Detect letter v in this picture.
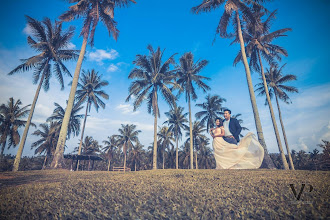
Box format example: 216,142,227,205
290,184,305,200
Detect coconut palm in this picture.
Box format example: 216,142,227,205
255,64,298,170
157,126,175,169
126,45,178,170
231,113,249,138
47,101,84,139
185,120,207,169
234,10,291,170
114,124,141,172
195,94,226,132
176,52,210,169
31,121,61,169
0,98,33,160
163,106,189,169
8,16,79,171
52,0,136,169
75,69,109,169
192,0,275,169
102,135,117,171
129,142,144,171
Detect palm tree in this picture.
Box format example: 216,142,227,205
234,10,291,170
52,0,136,169
126,45,178,170
176,52,210,169
130,142,144,171
255,64,298,170
195,94,226,132
31,121,61,169
192,0,274,169
179,142,191,169
231,113,249,138
185,120,207,169
75,69,109,169
47,101,84,139
102,135,117,171
198,137,214,169
0,98,33,160
163,106,189,169
9,16,79,171
157,126,175,169
114,124,141,172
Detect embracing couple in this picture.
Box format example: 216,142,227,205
210,109,264,169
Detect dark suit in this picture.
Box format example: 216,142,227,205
223,118,242,142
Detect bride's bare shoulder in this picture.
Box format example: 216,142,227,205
220,126,224,129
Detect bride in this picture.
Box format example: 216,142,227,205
210,118,264,169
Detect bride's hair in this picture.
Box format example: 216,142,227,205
215,117,223,127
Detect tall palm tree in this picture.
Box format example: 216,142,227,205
129,142,144,171
234,10,291,170
195,94,226,132
176,52,210,169
0,98,33,160
231,113,249,138
255,64,298,170
114,124,141,172
75,69,109,169
47,101,84,139
9,16,79,171
163,106,189,169
192,0,275,169
185,120,207,169
157,126,175,169
102,135,117,171
126,45,178,170
31,121,61,169
52,0,136,169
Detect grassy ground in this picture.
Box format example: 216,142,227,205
0,169,329,219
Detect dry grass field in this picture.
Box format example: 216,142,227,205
0,169,329,219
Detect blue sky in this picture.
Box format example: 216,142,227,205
0,0,329,157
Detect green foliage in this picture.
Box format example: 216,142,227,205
0,170,328,219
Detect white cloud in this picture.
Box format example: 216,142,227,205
88,49,119,63
116,104,140,115
23,24,33,35
66,42,76,49
107,64,119,73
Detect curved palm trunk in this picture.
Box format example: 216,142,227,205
275,92,295,169
162,150,165,169
42,155,48,170
235,12,275,169
257,51,289,170
51,37,88,169
76,102,89,170
13,72,46,171
176,137,179,169
188,96,194,169
152,90,158,170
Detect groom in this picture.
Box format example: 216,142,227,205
223,109,242,144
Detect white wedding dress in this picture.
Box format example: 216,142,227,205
212,127,264,169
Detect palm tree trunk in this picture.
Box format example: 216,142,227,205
124,152,127,173
152,90,158,170
42,155,48,170
188,96,194,169
13,72,46,171
76,102,89,170
107,158,111,171
257,51,289,170
275,92,295,170
1,139,7,161
176,137,179,169
163,150,165,169
235,11,275,169
195,151,198,169
51,36,88,169
135,162,137,171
